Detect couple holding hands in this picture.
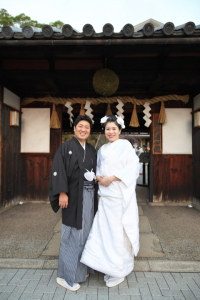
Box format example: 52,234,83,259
49,114,140,291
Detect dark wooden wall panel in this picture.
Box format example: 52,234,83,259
21,155,50,200
1,105,21,208
20,105,62,200
162,156,170,201
153,154,193,202
193,126,200,208
153,155,163,201
0,85,2,208
50,129,62,161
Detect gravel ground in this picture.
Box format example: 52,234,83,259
142,204,200,261
0,202,61,259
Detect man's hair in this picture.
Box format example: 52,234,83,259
102,115,122,130
74,115,93,128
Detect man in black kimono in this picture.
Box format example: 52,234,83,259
49,115,97,291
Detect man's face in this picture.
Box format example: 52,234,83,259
74,120,91,142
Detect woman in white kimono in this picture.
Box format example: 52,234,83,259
81,115,140,288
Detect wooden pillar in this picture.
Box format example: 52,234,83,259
193,106,200,210
149,113,162,202
50,104,63,163
49,104,63,198
193,127,200,209
0,84,3,208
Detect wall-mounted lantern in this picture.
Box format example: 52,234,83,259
10,111,19,126
194,110,200,127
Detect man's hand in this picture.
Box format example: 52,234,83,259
59,192,68,209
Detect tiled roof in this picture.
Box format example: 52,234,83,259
0,21,199,40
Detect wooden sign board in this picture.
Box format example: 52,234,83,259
152,113,162,154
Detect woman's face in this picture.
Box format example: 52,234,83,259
105,122,121,143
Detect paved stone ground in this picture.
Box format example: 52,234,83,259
0,269,200,300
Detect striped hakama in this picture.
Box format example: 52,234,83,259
57,181,95,286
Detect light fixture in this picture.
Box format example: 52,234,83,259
194,110,200,127
10,111,19,126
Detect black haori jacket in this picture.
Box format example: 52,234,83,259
49,136,98,229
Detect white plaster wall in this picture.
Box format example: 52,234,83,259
4,88,20,110
21,108,50,153
194,94,200,111
162,108,192,154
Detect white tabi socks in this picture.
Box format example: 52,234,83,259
106,276,125,288
57,277,80,291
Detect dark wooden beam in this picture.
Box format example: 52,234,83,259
1,44,200,63
3,60,49,70
148,46,170,95
1,37,200,46
20,89,150,98
40,47,63,94
55,60,103,70
0,84,3,207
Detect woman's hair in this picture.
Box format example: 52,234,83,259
102,115,122,130
74,115,93,128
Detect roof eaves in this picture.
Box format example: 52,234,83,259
0,21,199,41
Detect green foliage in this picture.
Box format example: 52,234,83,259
0,9,64,29
49,20,64,29
13,13,31,27
19,20,46,28
0,9,14,27
12,13,45,28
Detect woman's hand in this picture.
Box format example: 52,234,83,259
99,175,120,187
59,192,68,209
99,176,113,187
96,175,103,182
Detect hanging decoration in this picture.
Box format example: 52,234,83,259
158,100,167,124
65,101,74,127
93,68,119,96
22,94,189,126
79,104,85,116
129,104,140,127
116,99,124,119
50,104,61,128
143,102,152,127
105,103,112,116
22,94,189,108
84,100,94,123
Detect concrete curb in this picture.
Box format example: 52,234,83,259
1,258,200,272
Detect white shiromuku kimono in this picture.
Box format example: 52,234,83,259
80,139,140,278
